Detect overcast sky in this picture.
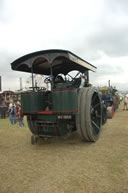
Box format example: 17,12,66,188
0,0,128,91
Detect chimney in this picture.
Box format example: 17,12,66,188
108,80,110,88
20,77,22,90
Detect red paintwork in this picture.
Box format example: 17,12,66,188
23,110,77,114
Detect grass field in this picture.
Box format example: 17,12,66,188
0,104,128,193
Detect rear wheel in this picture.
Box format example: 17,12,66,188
76,87,102,142
27,115,38,135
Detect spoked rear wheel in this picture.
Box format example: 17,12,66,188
27,115,38,135
76,87,102,142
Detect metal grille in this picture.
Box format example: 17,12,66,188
35,120,58,135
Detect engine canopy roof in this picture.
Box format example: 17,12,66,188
11,49,96,76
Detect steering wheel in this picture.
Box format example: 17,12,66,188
66,71,81,81
44,76,53,84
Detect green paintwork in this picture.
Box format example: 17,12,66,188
21,92,45,113
32,114,69,136
52,89,78,112
22,89,78,137
21,89,78,113
37,114,56,121
37,124,58,136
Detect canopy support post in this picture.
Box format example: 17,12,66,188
31,66,34,91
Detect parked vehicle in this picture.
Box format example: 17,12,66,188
99,87,120,118
11,49,104,143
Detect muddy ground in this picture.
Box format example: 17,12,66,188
0,104,128,193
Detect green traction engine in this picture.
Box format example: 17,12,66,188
11,49,102,144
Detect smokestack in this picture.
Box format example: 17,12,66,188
20,77,22,90
0,76,1,91
108,80,110,88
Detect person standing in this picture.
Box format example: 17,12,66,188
17,103,24,128
123,96,128,110
0,100,7,119
9,100,17,124
15,101,21,121
1,100,7,119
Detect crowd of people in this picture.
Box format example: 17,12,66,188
0,100,24,128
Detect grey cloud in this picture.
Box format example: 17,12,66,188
89,63,122,83
74,17,128,59
0,52,14,72
0,0,4,9
73,0,128,59
112,82,128,91
0,0,5,22
104,0,128,13
1,0,128,91
0,51,26,91
0,0,12,23
97,64,122,76
88,26,128,57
